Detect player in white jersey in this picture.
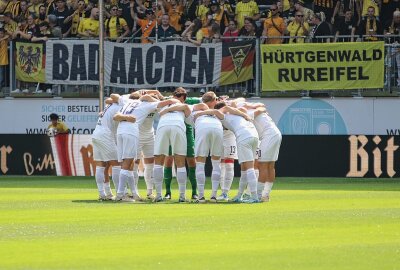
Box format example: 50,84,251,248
214,101,260,203
153,88,191,203
112,93,177,202
247,105,282,202
188,91,224,203
92,101,120,201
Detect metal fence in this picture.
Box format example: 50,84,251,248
1,35,399,98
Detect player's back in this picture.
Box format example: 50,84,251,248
93,103,120,140
249,110,281,140
157,104,186,131
222,114,258,142
195,114,222,131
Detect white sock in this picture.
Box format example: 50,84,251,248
127,170,136,195
118,169,130,196
257,182,265,199
176,167,187,198
246,169,258,198
211,160,221,198
133,163,139,194
238,170,247,195
220,162,226,192
153,165,163,196
111,166,121,192
263,182,274,197
255,169,259,180
223,162,234,194
95,166,106,196
196,162,206,198
104,181,113,196
144,163,154,194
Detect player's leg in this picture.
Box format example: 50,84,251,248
163,154,173,199
186,128,197,199
143,157,155,199
94,160,107,200
103,162,114,198
110,160,121,195
195,156,207,203
172,129,188,202
209,130,223,202
153,126,170,202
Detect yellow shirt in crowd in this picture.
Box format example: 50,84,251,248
78,18,100,36
105,16,128,39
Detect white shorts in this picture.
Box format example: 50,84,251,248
92,138,118,162
222,134,238,160
237,137,259,164
117,134,138,162
258,134,282,162
195,128,223,157
136,136,155,159
154,126,187,156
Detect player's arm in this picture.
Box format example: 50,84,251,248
110,93,121,103
104,98,114,104
159,104,191,117
243,102,265,109
113,112,136,123
139,94,160,102
192,103,209,111
222,106,252,121
253,107,267,118
157,98,179,108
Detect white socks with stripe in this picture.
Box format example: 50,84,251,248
95,166,106,197
223,162,234,194
112,166,121,193
153,165,163,197
196,162,206,198
211,160,221,198
144,163,154,194
176,167,187,198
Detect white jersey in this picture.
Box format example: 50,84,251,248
248,110,281,140
139,111,156,137
92,103,120,142
195,113,223,132
157,103,186,131
221,114,258,143
117,100,159,137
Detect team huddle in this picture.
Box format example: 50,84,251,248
91,87,282,203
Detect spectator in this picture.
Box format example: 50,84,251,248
105,4,130,42
358,5,382,41
310,11,332,42
13,14,39,41
150,13,177,41
295,0,314,22
47,14,62,38
207,0,228,33
48,113,70,134
183,0,200,22
332,0,362,27
64,0,88,37
239,17,260,37
3,12,18,37
235,0,260,29
222,19,239,42
262,3,286,44
381,0,400,29
196,0,211,26
37,4,48,24
29,0,42,17
361,0,379,19
45,0,57,16
182,17,204,45
164,0,184,33
385,10,400,86
334,9,356,42
286,11,309,43
118,0,135,30
314,0,336,23
32,21,53,42
52,0,72,38
77,7,99,38
0,0,13,14
282,0,297,23
131,7,157,43
220,0,234,18
0,28,9,89
11,0,29,19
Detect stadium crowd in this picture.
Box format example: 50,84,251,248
1,0,400,88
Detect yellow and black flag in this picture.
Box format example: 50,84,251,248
15,42,46,83
219,40,255,86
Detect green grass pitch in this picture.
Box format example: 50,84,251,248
0,176,399,270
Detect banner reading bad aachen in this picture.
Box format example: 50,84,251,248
46,40,222,88
261,42,384,91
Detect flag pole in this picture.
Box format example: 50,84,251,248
98,0,105,112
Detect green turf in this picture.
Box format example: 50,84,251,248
0,176,399,270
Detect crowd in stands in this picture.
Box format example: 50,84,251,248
1,0,400,88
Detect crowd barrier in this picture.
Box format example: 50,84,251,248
1,35,399,97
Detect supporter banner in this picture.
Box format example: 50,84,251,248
15,42,46,83
261,42,385,91
1,135,399,178
220,40,255,85
46,40,222,88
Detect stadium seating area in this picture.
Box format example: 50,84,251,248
1,0,400,97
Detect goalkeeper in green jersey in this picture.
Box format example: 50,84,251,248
164,87,201,200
